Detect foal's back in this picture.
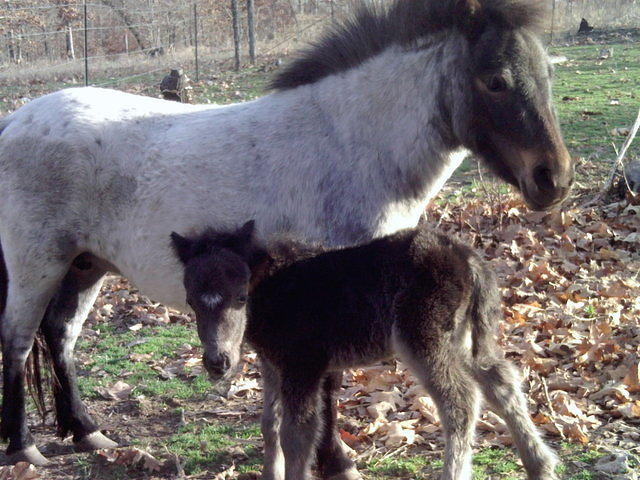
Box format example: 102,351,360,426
246,226,475,370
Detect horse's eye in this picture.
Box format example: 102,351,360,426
237,295,248,305
486,75,507,93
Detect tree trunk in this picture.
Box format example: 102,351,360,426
7,31,16,63
98,0,148,50
231,0,241,71
247,0,256,64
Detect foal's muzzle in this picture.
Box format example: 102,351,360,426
203,353,231,380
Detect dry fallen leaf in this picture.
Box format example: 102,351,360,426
0,463,40,480
95,381,134,401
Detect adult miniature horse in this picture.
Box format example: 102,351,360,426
0,0,572,467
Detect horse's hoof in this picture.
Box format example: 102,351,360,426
7,445,50,466
325,467,363,480
74,431,118,452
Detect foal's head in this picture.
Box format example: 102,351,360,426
171,221,264,381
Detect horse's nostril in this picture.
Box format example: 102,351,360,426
219,353,231,371
532,165,556,192
204,353,230,375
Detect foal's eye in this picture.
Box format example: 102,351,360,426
485,74,508,93
237,295,248,305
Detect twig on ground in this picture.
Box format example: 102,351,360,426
165,447,186,479
582,107,640,208
540,375,566,441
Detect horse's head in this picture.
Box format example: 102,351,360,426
453,0,574,210
171,221,264,381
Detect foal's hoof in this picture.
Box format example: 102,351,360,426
7,445,50,466
325,467,364,480
74,431,118,452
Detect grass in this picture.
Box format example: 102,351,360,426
550,42,640,162
77,321,213,400
166,422,262,474
361,444,612,480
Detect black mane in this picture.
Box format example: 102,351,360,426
271,0,547,91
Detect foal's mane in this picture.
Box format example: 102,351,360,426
263,237,326,272
179,228,255,258
271,0,547,91
181,229,325,276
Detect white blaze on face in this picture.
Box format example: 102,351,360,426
202,293,223,309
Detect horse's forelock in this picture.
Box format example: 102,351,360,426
481,0,549,33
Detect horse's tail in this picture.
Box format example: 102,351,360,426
468,255,502,360
26,335,52,423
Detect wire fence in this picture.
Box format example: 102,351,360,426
0,0,638,88
0,1,347,87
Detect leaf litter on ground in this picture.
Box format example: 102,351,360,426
32,191,640,477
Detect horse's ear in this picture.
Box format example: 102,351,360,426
171,232,193,264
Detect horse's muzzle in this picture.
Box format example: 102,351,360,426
520,152,574,210
203,353,231,381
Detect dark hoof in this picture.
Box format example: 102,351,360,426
74,431,118,452
325,468,363,480
7,445,50,466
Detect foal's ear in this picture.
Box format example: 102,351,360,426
170,232,193,264
451,0,486,41
455,0,482,16
237,220,256,244
248,247,272,291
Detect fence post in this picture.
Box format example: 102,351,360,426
247,0,256,65
83,0,89,86
549,0,556,45
67,26,75,59
193,3,199,82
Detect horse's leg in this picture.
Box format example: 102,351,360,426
316,371,361,480
39,255,118,451
395,336,479,480
471,358,557,480
279,373,323,480
260,361,284,480
0,239,72,465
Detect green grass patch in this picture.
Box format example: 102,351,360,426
193,66,271,105
166,421,262,474
550,42,640,162
77,321,212,400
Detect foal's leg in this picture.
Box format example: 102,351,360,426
260,361,284,480
316,372,361,480
0,238,72,465
279,372,323,480
395,334,479,480
39,255,118,451
471,358,557,480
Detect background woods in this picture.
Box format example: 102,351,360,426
0,0,638,85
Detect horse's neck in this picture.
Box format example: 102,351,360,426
295,37,469,237
313,37,463,191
